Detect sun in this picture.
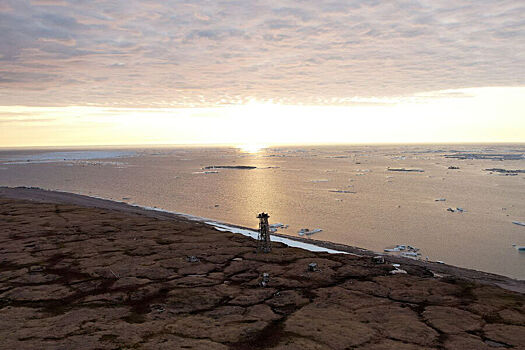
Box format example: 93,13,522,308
237,143,266,154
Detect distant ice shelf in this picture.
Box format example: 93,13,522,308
1,150,135,164
192,170,219,174
329,190,356,194
387,167,424,172
204,165,256,170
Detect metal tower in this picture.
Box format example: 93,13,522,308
257,212,272,253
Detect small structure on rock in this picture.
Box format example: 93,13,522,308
372,256,385,264
186,255,199,263
308,262,319,272
260,273,270,287
257,212,272,253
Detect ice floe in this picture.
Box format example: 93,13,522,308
329,190,356,194
298,228,323,236
192,171,219,174
204,165,256,170
387,167,424,172
447,207,466,213
384,244,421,260
269,223,289,232
390,264,408,274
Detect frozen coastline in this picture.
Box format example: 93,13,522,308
0,186,523,293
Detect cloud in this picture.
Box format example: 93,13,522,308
0,117,56,124
0,110,56,124
0,0,523,107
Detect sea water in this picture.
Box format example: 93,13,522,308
1,144,524,279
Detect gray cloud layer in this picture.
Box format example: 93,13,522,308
0,0,523,107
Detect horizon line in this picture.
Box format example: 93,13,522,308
1,141,525,150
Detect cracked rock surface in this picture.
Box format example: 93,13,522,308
1,196,524,350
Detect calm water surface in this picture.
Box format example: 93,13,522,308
1,144,524,279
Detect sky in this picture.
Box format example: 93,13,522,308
0,0,524,147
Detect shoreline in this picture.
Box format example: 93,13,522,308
2,186,525,348
0,186,523,293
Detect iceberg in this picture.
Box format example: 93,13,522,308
269,223,289,232
387,167,424,172
384,244,421,259
298,228,323,236
329,190,356,194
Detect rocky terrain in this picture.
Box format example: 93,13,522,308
1,194,524,349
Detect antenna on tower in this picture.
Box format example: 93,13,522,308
256,212,272,253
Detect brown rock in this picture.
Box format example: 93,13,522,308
10,272,60,284
1,284,75,301
166,275,219,287
374,275,462,305
356,339,433,350
3,335,114,350
158,257,187,269
164,286,228,314
314,287,391,310
498,307,525,326
443,334,492,350
246,304,281,322
423,306,483,334
81,291,127,305
165,314,269,343
483,323,525,348
110,276,151,290
265,290,309,310
340,280,390,298
270,337,326,350
97,320,168,345
178,262,217,275
17,307,129,341
205,254,235,264
285,303,375,349
224,260,258,275
250,275,305,289
0,268,26,282
142,335,228,350
0,306,44,336
354,305,439,346
229,271,260,283
336,263,388,278
229,288,276,306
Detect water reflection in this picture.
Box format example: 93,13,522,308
237,143,267,154
0,145,524,279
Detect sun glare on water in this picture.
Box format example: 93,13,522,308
237,143,266,153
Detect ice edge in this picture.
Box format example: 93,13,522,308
131,203,348,255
